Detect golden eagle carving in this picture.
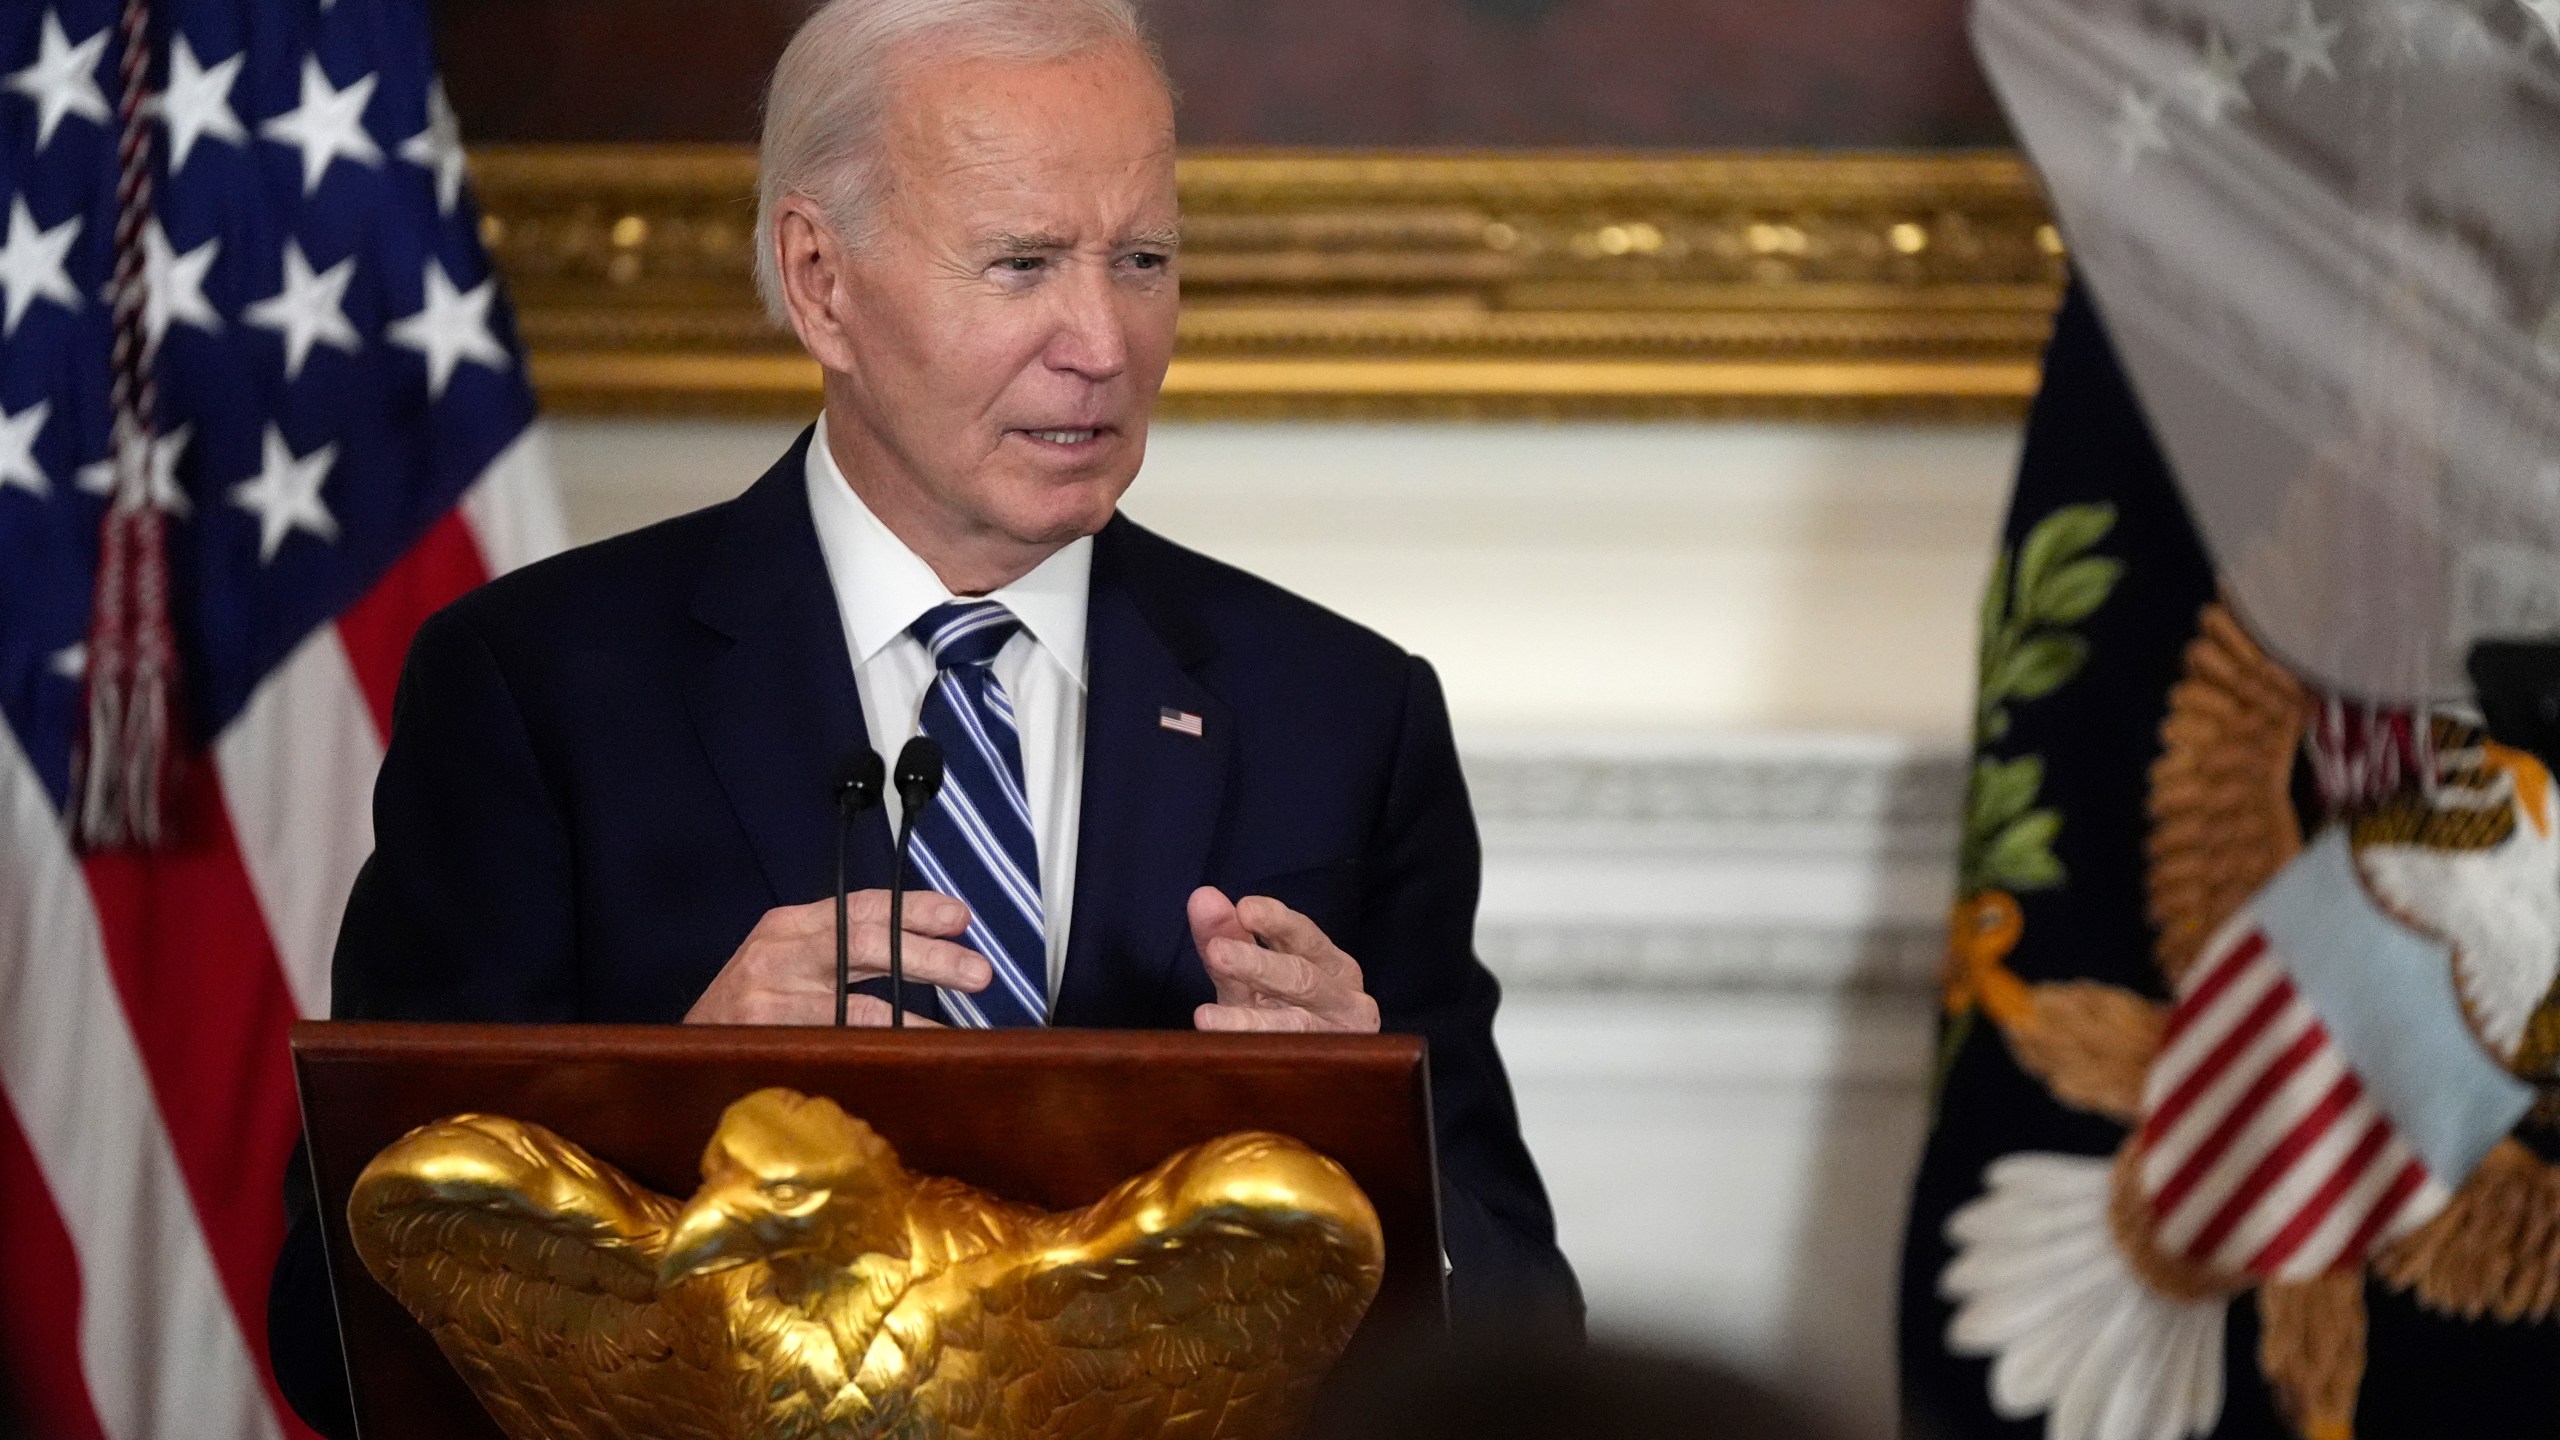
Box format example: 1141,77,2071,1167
346,1088,1386,1440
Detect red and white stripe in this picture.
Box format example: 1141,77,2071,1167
0,428,562,1440
2135,924,2451,1282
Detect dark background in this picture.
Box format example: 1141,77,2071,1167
430,0,2009,148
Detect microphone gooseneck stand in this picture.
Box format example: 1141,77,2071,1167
833,749,886,1028
886,735,946,1029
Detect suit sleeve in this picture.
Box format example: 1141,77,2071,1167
332,604,578,1023
271,604,581,1437
1363,655,1585,1334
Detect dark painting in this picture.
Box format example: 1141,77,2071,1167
431,0,2008,148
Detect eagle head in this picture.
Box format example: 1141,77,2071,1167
658,1089,910,1283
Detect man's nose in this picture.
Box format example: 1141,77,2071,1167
1044,263,1130,381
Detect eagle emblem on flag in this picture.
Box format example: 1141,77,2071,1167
1940,604,2560,1440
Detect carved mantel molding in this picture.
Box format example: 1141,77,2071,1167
472,146,2064,420
1462,743,1967,996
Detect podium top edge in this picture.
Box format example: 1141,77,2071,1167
290,1019,1426,1069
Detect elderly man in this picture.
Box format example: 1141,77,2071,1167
269,0,1577,1425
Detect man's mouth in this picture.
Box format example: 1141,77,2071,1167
1014,427,1110,448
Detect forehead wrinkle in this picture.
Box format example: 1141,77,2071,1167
871,56,1179,262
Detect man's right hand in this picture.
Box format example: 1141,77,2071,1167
683,890,990,1026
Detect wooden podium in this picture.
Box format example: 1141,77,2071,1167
292,1020,1447,1440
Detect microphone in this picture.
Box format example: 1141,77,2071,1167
886,736,945,1029
832,749,885,1028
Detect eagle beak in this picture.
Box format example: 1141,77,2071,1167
659,1192,753,1283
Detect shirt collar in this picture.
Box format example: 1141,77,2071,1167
803,421,1092,687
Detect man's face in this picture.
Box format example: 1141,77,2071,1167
799,46,1179,564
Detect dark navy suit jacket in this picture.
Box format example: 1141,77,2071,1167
269,432,1580,1430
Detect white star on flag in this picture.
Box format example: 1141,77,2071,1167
2271,0,2343,89
0,197,81,336
2445,8,2502,62
245,241,362,380
2366,1,2431,66
2183,31,2253,125
398,81,468,215
46,643,84,679
0,400,52,499
388,259,510,397
2363,1,2492,68
76,422,194,517
229,425,340,563
259,56,383,195
3,11,108,151
152,35,248,175
2110,87,2171,170
2525,0,2560,49
139,221,222,355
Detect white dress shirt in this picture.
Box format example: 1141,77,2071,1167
802,427,1089,1001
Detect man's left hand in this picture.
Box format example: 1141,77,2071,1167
1186,886,1381,1033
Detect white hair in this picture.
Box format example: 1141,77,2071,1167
753,0,1168,324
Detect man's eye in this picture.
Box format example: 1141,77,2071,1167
996,256,1043,274
1126,251,1168,270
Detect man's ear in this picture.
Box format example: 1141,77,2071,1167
772,195,860,374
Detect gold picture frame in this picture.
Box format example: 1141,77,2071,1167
475,146,2063,421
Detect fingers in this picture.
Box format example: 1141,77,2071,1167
1234,895,1342,965
1188,885,1249,945
828,890,989,991
1193,896,1380,1033
1188,886,1258,1007
839,888,972,938
684,891,988,1026
842,995,945,1029
857,929,992,993
1195,1002,1321,1032
1202,936,1326,1006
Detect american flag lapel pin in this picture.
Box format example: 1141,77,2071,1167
1158,706,1205,738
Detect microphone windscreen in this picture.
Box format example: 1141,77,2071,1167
894,735,944,806
838,747,885,810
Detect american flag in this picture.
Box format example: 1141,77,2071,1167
0,1,559,1436
2133,926,2450,1280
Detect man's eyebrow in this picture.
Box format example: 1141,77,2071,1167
979,227,1182,254
986,230,1074,254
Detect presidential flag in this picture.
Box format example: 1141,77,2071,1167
1904,0,2560,1431
1903,287,2560,1440
0,1,560,1435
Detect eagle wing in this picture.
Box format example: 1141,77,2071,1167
346,1114,735,1440
2147,602,2307,985
889,1131,1386,1440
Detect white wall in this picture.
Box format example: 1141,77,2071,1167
542,417,2017,1438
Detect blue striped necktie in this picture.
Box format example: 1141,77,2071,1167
906,601,1049,1027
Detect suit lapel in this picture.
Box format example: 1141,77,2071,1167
683,472,1212,1027
680,429,897,909
1052,519,1232,1026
